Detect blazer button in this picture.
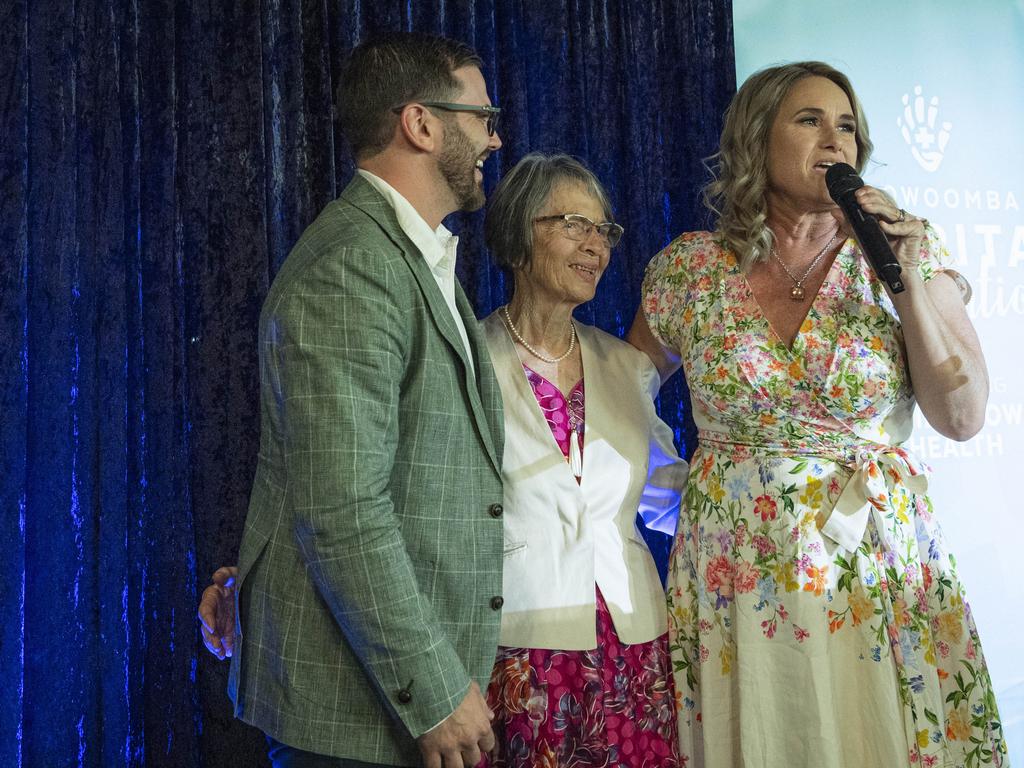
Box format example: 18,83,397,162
490,596,504,610
397,679,414,703
488,503,503,518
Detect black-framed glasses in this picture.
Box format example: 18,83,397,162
534,213,624,248
392,102,501,136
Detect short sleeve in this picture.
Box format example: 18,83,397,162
917,222,972,304
640,232,703,355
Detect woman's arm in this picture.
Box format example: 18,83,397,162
627,306,682,384
891,268,988,440
840,189,989,440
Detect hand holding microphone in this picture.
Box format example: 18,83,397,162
825,162,925,294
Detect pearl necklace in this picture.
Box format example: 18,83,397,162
770,231,839,301
500,305,576,364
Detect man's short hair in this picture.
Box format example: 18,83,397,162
337,32,483,160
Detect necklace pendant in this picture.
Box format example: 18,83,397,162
789,284,805,301
569,427,583,480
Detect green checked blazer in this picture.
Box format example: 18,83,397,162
228,174,505,765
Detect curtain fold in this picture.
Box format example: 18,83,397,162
0,1,735,765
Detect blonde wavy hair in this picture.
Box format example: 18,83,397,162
703,61,874,271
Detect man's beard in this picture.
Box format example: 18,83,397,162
438,120,485,212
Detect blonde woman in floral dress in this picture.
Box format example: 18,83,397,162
628,62,1007,767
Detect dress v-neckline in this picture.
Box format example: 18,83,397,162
737,245,846,354
520,364,586,483
522,365,584,402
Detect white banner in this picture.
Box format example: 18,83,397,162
734,1,1023,761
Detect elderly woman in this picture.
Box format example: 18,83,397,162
479,153,685,768
628,62,1007,767
201,154,688,768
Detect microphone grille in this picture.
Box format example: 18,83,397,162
825,162,862,201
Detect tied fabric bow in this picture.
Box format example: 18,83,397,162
819,446,929,553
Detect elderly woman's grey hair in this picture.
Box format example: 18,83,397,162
485,153,614,274
703,61,874,271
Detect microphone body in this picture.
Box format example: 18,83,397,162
825,163,906,294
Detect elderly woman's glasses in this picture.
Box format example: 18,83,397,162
534,213,624,248
392,102,502,137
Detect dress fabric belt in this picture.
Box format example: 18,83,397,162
697,430,930,553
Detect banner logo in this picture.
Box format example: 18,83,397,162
897,85,952,173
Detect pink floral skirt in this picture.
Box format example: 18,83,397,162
483,587,679,768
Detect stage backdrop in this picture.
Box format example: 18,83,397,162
734,0,1024,762
0,1,734,766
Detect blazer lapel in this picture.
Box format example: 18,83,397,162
341,179,474,373
483,313,582,493
573,324,648,499
576,326,600,494
342,177,501,475
458,290,502,475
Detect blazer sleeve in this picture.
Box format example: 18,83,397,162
264,241,471,737
636,355,689,537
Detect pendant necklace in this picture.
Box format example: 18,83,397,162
770,231,839,301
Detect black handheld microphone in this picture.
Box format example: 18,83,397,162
825,162,905,294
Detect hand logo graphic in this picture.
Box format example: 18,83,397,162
897,85,952,173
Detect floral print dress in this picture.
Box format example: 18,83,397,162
641,229,1007,768
484,367,679,768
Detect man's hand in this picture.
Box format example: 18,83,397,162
198,566,238,660
417,681,494,768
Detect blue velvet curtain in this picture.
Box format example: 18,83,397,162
0,1,734,765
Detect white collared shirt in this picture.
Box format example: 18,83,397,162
357,169,474,375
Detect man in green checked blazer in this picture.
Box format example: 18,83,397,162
227,34,506,767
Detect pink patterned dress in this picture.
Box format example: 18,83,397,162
483,366,680,768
